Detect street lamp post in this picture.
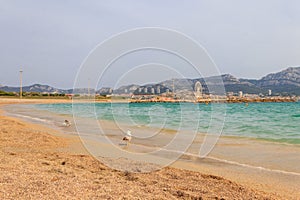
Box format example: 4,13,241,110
88,78,90,97
19,69,23,99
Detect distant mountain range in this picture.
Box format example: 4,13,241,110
1,67,300,96
108,66,300,96
0,84,73,94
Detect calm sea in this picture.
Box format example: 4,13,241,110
34,102,300,144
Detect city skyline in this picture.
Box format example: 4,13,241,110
1,65,300,96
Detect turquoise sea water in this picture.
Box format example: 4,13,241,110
34,102,300,144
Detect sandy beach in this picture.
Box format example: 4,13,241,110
0,98,299,199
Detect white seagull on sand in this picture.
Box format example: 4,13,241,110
62,119,71,127
122,130,132,145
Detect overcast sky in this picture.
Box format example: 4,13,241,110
1,0,300,88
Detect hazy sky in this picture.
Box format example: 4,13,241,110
1,0,300,88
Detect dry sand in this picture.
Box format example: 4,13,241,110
0,98,294,199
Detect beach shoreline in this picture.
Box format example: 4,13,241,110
0,98,299,199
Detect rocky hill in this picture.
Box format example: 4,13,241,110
253,67,300,95
111,67,300,96
1,67,300,96
0,84,71,94
258,67,300,87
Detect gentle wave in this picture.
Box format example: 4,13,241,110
160,148,300,176
35,102,300,144
8,104,300,176
12,113,51,124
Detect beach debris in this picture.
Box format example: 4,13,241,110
62,119,71,127
176,190,185,197
41,161,50,166
122,130,132,146
123,171,138,181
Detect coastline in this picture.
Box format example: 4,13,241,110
22,99,300,145
1,98,299,199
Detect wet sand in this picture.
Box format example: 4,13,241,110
1,98,299,199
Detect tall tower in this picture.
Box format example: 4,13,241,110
19,68,23,99
156,85,160,94
88,78,90,97
151,88,155,94
239,91,243,98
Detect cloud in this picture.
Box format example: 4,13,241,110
0,0,300,87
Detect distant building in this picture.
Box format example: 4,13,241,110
151,88,155,94
194,81,203,98
268,89,272,96
144,87,148,93
239,91,243,97
156,86,161,94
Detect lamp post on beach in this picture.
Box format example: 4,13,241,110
19,69,23,99
88,78,90,97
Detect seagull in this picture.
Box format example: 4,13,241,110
122,130,132,146
62,119,71,127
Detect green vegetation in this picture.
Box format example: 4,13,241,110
0,91,112,100
0,90,16,96
0,91,70,99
